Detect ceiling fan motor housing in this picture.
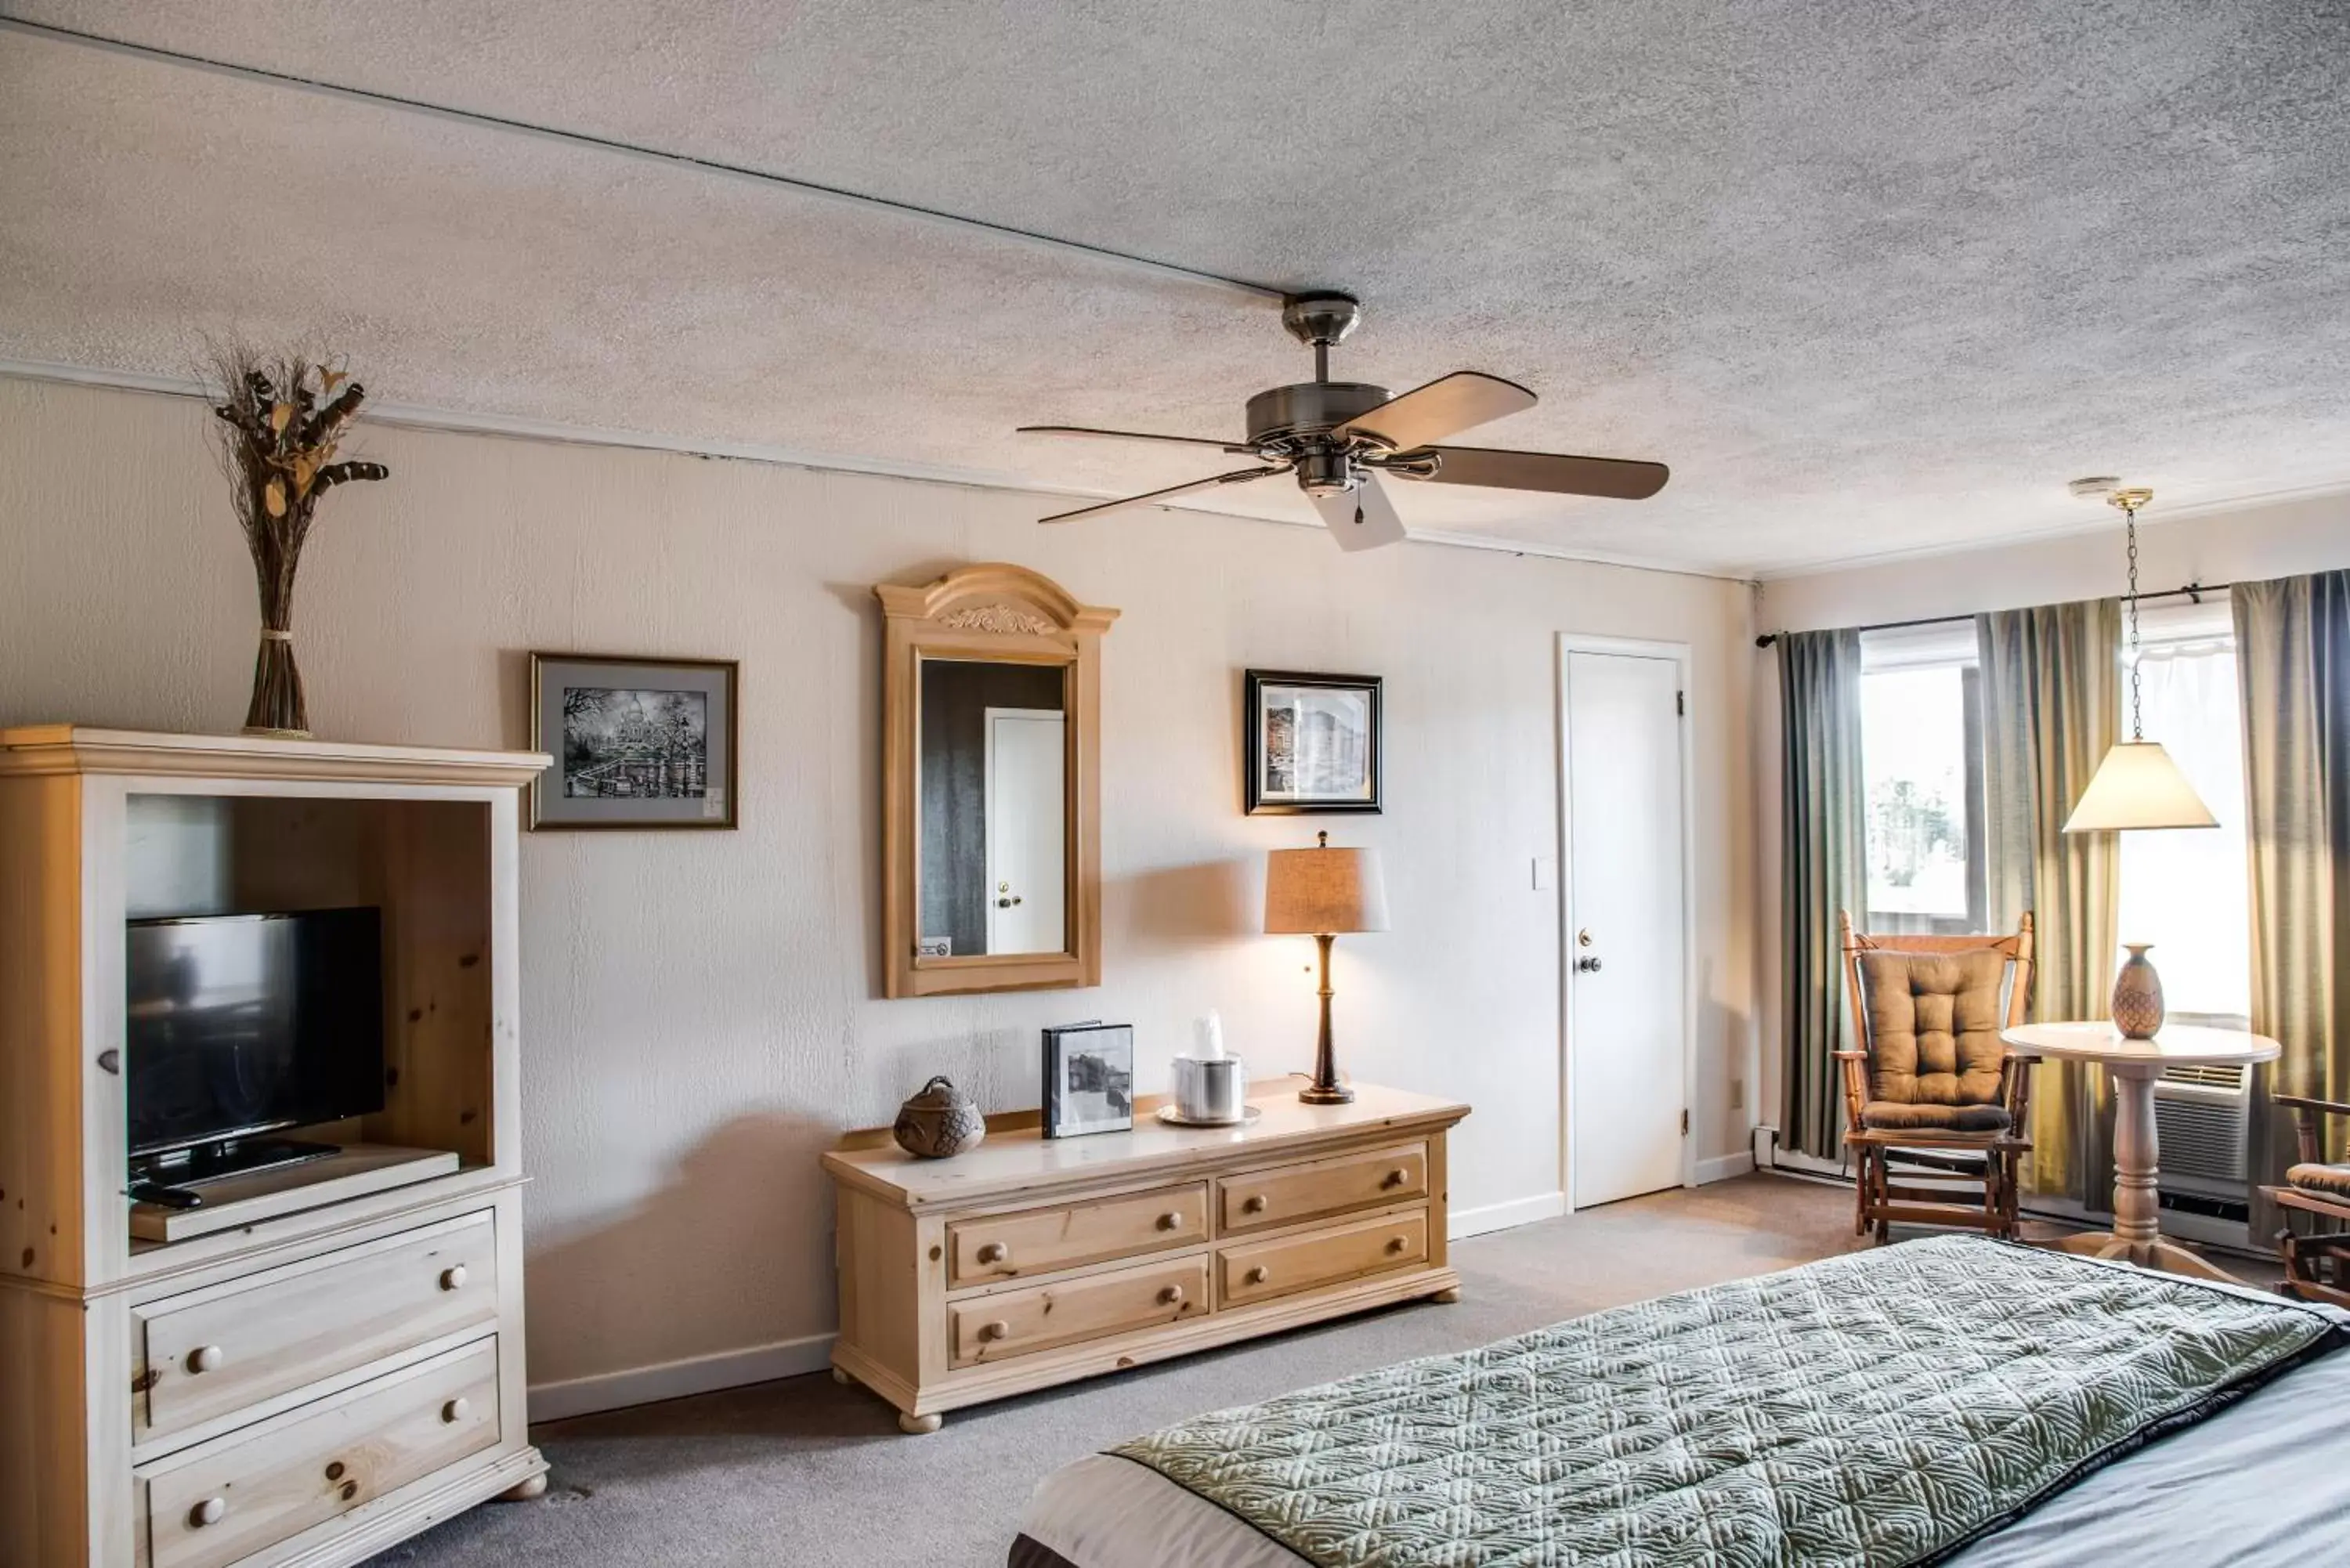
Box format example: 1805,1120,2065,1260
1244,381,1390,446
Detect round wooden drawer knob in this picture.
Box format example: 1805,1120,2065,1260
1156,1284,1185,1305
186,1344,226,1375
1241,1195,1267,1214
189,1498,227,1529
1156,1212,1184,1231
442,1396,471,1425
1246,1266,1270,1285
975,1241,1010,1265
1386,1236,1408,1253
1383,1169,1409,1188
439,1265,468,1292
978,1320,1010,1342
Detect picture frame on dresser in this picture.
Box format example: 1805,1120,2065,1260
1244,670,1383,815
1042,1022,1135,1138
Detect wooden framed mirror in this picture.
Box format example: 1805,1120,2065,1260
878,564,1118,998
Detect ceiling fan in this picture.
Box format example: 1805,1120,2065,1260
1019,293,1668,551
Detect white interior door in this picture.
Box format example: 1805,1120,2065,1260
985,708,1065,955
1564,645,1688,1208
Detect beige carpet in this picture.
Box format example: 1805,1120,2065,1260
367,1174,1866,1566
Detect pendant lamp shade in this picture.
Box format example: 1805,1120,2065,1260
2061,739,2219,833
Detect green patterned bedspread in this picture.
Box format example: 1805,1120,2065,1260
1113,1236,2346,1568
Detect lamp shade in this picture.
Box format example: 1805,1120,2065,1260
1264,842,1389,934
2061,739,2219,833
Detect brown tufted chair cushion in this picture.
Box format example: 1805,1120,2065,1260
2288,1163,2350,1198
1856,949,2011,1134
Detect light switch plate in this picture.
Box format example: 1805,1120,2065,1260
1531,855,1556,891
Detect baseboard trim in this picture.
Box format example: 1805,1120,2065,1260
1448,1190,1567,1239
527,1331,836,1423
1694,1152,1755,1184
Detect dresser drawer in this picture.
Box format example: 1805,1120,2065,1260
139,1337,499,1568
948,1182,1209,1287
949,1255,1209,1367
1219,1209,1428,1309
1217,1140,1426,1234
135,1211,500,1442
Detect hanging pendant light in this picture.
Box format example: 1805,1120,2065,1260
2061,486,2218,833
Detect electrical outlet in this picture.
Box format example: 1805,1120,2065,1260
1730,1078,1745,1111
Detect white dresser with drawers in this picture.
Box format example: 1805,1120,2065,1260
822,1085,1470,1433
0,727,550,1568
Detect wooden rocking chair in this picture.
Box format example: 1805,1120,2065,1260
2263,1095,2350,1308
1836,911,2037,1243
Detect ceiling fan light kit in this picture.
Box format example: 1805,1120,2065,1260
1021,292,1668,550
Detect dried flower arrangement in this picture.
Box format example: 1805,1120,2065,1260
208,347,389,737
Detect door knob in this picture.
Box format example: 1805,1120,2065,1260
1577,956,1603,973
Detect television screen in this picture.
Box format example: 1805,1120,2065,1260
125,909,386,1157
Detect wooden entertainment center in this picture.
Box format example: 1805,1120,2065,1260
0,727,551,1568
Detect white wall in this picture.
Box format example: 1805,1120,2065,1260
1749,491,2350,1129
0,376,1758,1410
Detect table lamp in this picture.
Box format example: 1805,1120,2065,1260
1264,831,1389,1104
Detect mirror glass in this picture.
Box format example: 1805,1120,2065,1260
917,657,1068,959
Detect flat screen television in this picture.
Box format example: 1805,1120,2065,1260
125,909,386,1174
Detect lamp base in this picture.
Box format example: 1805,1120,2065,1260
1297,1082,1356,1106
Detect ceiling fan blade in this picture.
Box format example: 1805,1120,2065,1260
1038,464,1286,526
1403,445,1670,500
1333,371,1536,450
1310,474,1408,552
1018,424,1252,453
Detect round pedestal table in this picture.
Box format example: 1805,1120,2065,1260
2000,1021,2280,1283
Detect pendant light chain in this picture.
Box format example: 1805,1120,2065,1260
2124,500,2143,741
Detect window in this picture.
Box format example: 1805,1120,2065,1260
1849,603,2251,1013
2113,601,2251,1024
1859,623,1986,935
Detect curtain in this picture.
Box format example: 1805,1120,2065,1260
2234,571,2350,1234
1779,629,1867,1162
1977,599,2120,1201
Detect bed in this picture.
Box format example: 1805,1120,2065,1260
1010,1235,2350,1568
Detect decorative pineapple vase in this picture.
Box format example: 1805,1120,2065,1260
2111,944,2165,1040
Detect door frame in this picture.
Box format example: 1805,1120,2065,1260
1556,633,1698,1209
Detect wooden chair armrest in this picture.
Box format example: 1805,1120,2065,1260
1831,1050,1869,1061
2274,1096,2350,1119
2001,1049,2042,1063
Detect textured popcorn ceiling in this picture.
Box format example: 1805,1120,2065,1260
2,2,2346,575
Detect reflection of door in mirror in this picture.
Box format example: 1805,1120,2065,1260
917,659,1068,959
985,708,1065,955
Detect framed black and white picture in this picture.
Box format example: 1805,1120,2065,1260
529,652,739,830
1041,1021,1134,1139
1244,669,1382,815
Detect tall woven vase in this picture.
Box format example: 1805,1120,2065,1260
242,523,310,737
211,351,388,741
2110,944,2165,1040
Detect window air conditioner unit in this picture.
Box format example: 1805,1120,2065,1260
2153,1060,2251,1202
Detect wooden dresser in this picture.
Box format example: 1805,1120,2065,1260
0,728,549,1568
822,1085,1470,1433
